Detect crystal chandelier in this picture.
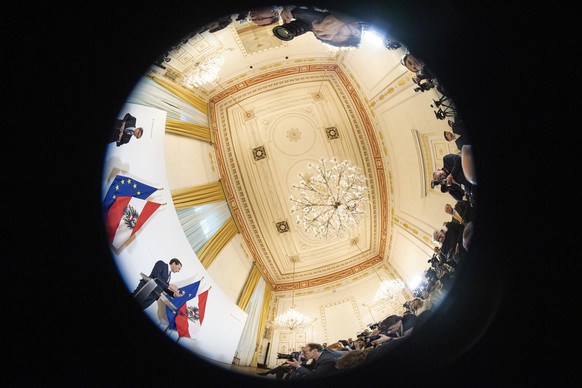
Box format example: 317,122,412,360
374,279,405,303
272,258,315,331
181,50,226,89
289,157,368,239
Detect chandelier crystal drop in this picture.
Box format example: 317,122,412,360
273,306,314,331
181,50,226,89
373,279,405,303
272,258,316,331
289,157,369,239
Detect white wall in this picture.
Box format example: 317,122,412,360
266,271,408,367
102,102,247,365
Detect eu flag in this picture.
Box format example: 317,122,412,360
102,175,159,213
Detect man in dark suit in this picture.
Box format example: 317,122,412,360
109,112,143,147
283,342,343,378
131,258,183,309
433,153,475,198
444,130,469,151
445,200,473,224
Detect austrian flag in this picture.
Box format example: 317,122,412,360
172,288,209,339
105,196,161,249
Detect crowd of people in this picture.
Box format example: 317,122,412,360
256,306,434,379
253,42,477,381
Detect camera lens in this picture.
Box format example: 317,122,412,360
273,26,294,41
272,20,311,41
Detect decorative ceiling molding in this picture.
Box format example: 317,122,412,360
210,64,390,290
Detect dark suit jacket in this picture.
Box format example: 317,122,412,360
132,260,173,308
110,113,137,146
454,200,473,224
442,153,474,196
454,136,469,150
441,221,465,258
294,348,343,378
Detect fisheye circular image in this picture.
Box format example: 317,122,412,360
101,2,483,382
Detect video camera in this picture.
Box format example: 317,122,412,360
272,19,312,41
277,351,300,361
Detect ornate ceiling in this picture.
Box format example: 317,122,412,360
210,63,389,290
153,9,452,293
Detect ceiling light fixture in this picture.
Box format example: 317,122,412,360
367,260,405,303
289,157,368,239
374,278,405,303
272,258,315,331
181,49,227,89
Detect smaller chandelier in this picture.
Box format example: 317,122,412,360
374,279,405,303
273,306,314,331
272,258,315,331
181,50,226,89
289,157,368,239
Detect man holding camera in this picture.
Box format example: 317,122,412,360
271,5,363,48
432,153,475,201
256,346,311,380
283,343,343,378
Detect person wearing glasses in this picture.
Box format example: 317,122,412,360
235,6,283,26
283,342,343,378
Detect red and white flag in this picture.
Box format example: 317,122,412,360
105,196,161,249
175,288,209,339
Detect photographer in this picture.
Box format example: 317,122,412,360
432,153,475,201
284,343,342,379
256,348,307,379
271,5,364,48
369,314,418,347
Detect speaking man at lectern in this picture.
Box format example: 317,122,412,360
132,258,183,309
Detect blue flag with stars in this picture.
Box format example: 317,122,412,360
102,175,159,213
166,280,201,331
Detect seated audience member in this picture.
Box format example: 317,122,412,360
448,117,469,138
444,130,469,151
327,342,349,351
335,348,374,371
433,221,466,262
433,153,475,198
284,342,343,378
352,338,366,350
404,297,429,316
444,200,473,224
338,339,352,350
439,180,467,202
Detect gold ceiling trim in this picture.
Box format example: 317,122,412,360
210,64,390,290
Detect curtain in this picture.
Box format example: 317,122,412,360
152,76,208,115
251,284,272,367
197,217,238,268
125,77,208,124
176,201,231,254
165,119,211,142
235,277,266,366
171,182,225,210
237,265,262,310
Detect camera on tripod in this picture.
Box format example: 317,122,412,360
431,178,446,189
414,79,435,93
272,19,312,41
